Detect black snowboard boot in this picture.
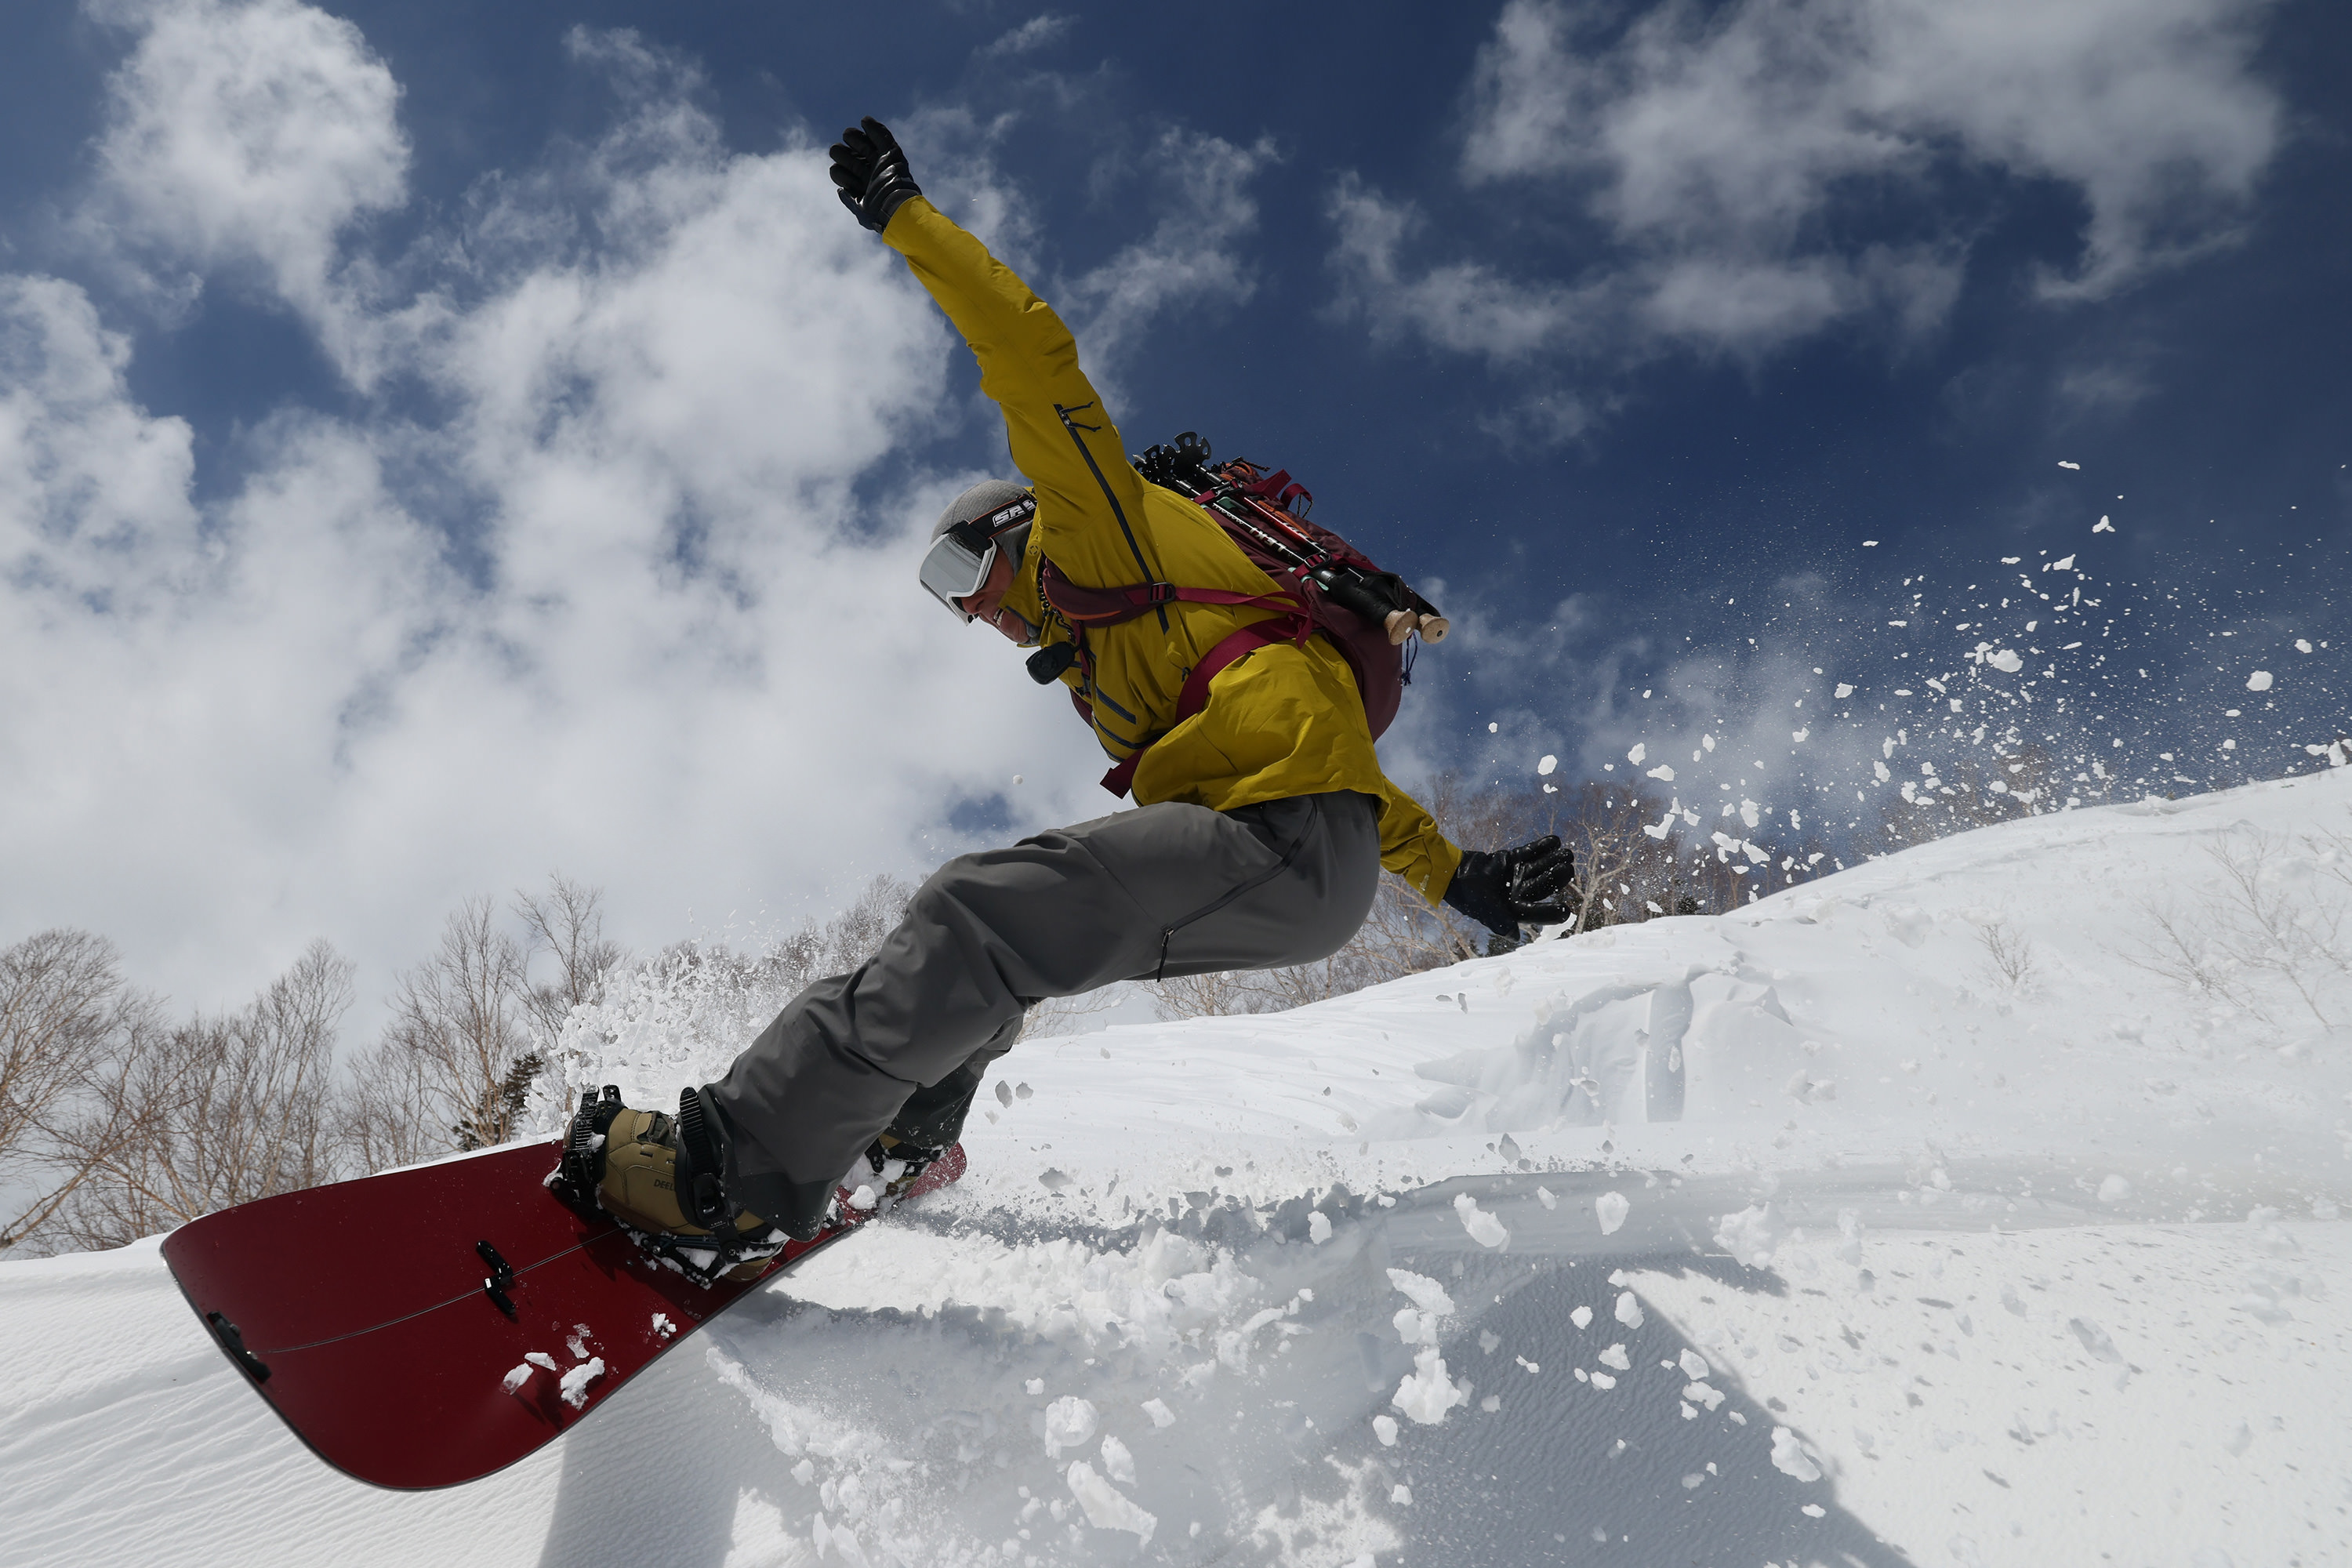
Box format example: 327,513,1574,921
847,1063,980,1206
858,1131,949,1202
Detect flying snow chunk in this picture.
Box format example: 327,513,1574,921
2048,554,2076,571
1388,1268,1457,1323
2296,638,2314,653
1372,1414,1398,1446
1141,1399,1175,1428
1834,683,1855,699
1308,1210,1333,1244
1599,1342,1632,1371
1488,721,1499,732
2247,670,2274,691
501,1363,534,1394
1455,1192,1509,1248
1628,743,1646,764
1537,754,1558,776
2098,1174,2133,1203
1044,1396,1098,1455
1614,1290,1643,1328
1570,1305,1594,1330
1770,1427,1824,1483
558,1358,604,1410
2002,556,2021,564
1065,1461,1156,1544
1537,1185,1558,1210
2058,460,2080,470
1646,764,1676,782
2093,516,2114,532
1393,1347,1470,1423
1862,539,1878,546
1099,1434,1136,1486
1595,1191,1629,1235
1985,649,2024,673
1715,1203,1783,1268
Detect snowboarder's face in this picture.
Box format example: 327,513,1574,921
958,550,1029,642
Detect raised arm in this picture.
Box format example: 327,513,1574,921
831,120,1162,590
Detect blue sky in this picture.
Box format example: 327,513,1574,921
2,0,2346,1018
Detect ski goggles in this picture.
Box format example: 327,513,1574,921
919,494,1036,619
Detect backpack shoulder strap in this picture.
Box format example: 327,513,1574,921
1097,612,1310,798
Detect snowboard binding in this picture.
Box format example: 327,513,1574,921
549,1084,797,1290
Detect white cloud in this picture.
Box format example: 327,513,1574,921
1327,172,1620,362
981,14,1076,57
2,13,1121,1027
1058,129,1276,394
1338,0,2281,386
0,274,202,608
79,0,410,376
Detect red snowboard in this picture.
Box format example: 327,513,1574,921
159,1138,964,1490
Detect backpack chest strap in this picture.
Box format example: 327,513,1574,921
1038,557,1298,626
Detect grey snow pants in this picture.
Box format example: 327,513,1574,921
705,789,1382,1229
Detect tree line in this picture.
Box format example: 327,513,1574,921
0,877,621,1255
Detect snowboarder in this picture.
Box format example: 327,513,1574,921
579,118,1577,1259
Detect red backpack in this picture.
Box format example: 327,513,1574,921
1034,431,1448,797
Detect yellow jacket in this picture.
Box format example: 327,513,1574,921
886,198,1461,905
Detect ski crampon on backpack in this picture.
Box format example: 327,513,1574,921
1036,430,1450,797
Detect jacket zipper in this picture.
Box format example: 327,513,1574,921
1054,401,1168,633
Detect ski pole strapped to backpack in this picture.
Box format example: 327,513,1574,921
1033,430,1447,796
1137,431,1449,654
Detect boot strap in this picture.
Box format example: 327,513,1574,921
554,1084,625,1203
675,1087,731,1229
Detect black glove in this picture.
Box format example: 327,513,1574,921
829,117,923,233
1443,834,1578,936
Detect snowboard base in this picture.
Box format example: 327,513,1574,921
161,1136,964,1489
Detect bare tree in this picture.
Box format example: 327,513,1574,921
45,942,354,1252
2128,825,2352,1033
1976,919,2042,998
339,895,534,1167
516,873,626,1058
0,931,159,1250
332,1013,441,1178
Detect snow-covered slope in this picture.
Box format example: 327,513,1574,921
7,771,2352,1568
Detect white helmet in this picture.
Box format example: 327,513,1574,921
919,480,1036,621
